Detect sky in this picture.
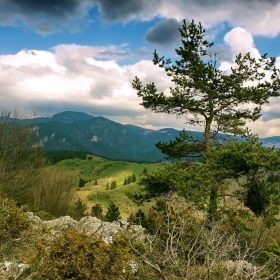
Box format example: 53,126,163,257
0,0,280,137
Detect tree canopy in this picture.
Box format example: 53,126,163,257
131,20,280,220
133,19,280,154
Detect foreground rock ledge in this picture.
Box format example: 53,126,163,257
0,213,146,279
27,212,147,243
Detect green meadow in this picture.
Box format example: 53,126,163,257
53,155,167,218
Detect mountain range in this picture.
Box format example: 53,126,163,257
13,111,280,162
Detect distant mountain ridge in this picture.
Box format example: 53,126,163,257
9,111,280,162
28,111,186,161
30,111,95,124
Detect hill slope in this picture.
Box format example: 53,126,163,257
31,112,184,161
8,111,279,161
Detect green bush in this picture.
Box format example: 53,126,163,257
0,197,29,241
32,229,134,280
31,169,75,217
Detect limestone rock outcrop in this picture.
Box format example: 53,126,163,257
26,212,147,242
0,212,146,279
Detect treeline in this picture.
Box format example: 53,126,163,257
44,150,160,165
123,174,136,185
44,150,89,164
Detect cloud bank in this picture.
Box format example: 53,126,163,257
0,44,182,130
0,26,280,136
1,0,280,37
0,0,280,136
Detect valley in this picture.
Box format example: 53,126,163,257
52,155,167,218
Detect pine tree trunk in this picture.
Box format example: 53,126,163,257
204,119,211,153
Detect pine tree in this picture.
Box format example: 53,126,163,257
73,198,87,220
133,19,280,155
79,178,87,188
91,204,103,220
110,180,117,189
104,202,120,222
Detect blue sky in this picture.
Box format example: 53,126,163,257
0,0,280,137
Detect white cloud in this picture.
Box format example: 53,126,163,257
219,27,261,72
0,40,279,137
0,50,66,73
224,27,260,57
153,1,280,37
218,27,280,137
0,44,186,130
85,58,126,75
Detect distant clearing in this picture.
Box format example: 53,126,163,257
52,155,167,218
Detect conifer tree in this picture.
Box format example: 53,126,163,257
110,180,117,189
132,174,136,182
73,198,87,219
133,20,280,155
131,19,280,220
91,203,103,220
79,178,87,188
104,202,120,222
127,176,131,184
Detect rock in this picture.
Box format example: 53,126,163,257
77,216,102,236
43,215,78,230
4,213,147,278
26,213,147,244
95,221,120,243
26,212,41,224
127,224,147,242
0,261,30,280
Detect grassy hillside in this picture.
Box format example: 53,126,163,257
52,155,167,218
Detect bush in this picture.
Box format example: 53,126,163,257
32,229,134,280
31,169,75,217
0,111,47,204
128,209,148,228
0,197,29,241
